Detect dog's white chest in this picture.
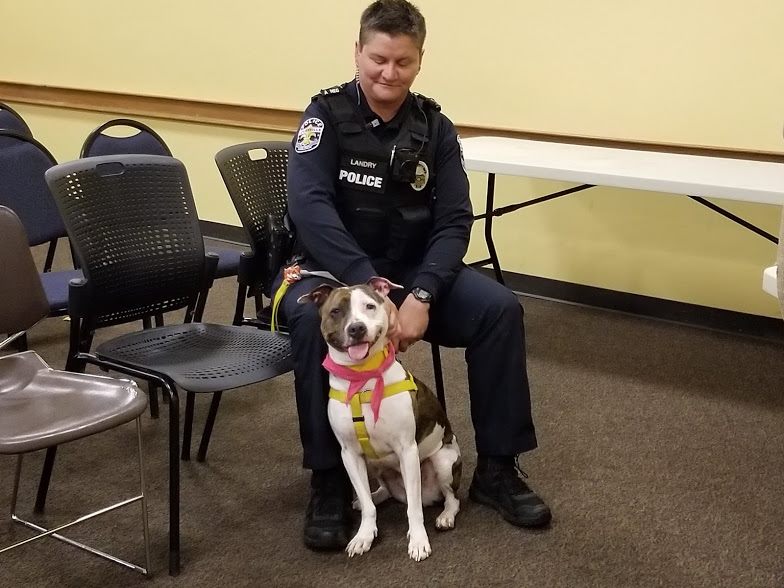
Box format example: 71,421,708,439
328,379,417,458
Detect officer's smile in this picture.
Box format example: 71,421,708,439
355,31,422,117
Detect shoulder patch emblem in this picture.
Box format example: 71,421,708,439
295,117,325,153
411,161,430,192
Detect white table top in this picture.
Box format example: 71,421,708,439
461,136,784,205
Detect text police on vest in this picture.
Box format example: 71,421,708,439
338,169,383,188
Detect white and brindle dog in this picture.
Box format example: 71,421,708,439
299,278,461,561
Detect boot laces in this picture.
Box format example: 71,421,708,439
498,455,531,495
514,455,529,479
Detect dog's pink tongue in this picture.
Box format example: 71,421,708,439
347,343,370,361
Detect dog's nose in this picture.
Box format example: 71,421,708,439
347,322,367,340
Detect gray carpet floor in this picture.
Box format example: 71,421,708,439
1,241,783,587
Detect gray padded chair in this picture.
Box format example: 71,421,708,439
0,205,151,576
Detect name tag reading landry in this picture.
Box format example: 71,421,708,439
338,155,388,194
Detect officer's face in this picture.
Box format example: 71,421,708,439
355,32,422,113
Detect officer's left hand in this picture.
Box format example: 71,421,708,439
392,294,430,352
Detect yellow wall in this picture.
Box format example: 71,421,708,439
4,1,782,151
3,1,782,317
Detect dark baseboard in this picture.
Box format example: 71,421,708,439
200,220,784,341
475,267,784,342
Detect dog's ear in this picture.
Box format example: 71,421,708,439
296,283,336,307
367,276,404,298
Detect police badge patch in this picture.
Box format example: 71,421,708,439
295,117,324,153
411,161,429,191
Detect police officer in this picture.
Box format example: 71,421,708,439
279,0,551,551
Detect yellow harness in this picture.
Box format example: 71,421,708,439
327,348,417,459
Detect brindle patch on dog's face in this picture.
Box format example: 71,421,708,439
319,285,388,355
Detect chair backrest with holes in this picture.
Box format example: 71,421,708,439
45,155,208,328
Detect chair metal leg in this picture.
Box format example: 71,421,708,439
153,313,168,403
74,353,181,576
166,385,181,575
10,454,22,517
147,383,160,419
254,293,264,315
181,392,195,461
135,417,152,574
33,446,57,514
2,420,152,576
431,343,447,415
197,391,223,462
141,316,160,418
43,238,58,273
233,283,249,326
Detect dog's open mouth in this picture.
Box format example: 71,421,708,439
347,342,370,361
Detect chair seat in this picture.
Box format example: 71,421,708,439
762,265,777,298
95,323,292,393
0,351,147,454
211,246,243,279
39,268,83,312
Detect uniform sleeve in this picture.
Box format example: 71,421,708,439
410,115,473,301
287,100,378,285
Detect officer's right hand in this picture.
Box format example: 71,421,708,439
392,294,430,353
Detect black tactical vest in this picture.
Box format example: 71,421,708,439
315,84,441,263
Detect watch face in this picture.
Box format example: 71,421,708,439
413,288,432,302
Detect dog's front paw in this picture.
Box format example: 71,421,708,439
407,527,431,561
435,510,456,530
346,525,377,557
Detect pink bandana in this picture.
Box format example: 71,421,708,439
322,343,396,422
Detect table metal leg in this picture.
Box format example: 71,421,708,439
484,174,505,285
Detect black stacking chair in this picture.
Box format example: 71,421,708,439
214,141,291,329
44,154,292,575
0,102,32,136
214,141,448,411
0,130,79,316
0,205,151,576
81,118,243,281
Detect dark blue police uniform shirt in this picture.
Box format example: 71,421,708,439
287,81,473,300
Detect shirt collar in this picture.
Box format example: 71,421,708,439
348,81,413,131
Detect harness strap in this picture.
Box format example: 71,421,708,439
329,373,417,459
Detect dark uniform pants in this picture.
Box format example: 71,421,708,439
277,265,538,470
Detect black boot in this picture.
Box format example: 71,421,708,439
304,467,353,550
469,456,551,528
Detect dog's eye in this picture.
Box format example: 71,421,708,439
366,303,376,311
330,308,342,317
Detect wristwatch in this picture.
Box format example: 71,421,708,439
411,287,433,304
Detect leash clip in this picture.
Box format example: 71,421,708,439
283,263,302,285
